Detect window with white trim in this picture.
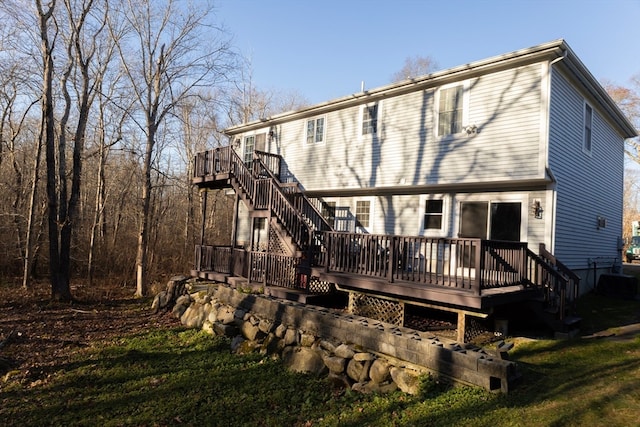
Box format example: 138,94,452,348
583,103,592,154
361,104,378,135
306,117,325,144
424,199,444,230
437,85,464,137
355,200,371,228
243,135,255,166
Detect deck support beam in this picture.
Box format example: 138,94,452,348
457,312,466,343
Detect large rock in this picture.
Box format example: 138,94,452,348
346,359,368,382
172,294,192,319
260,333,282,355
217,306,235,325
334,344,355,359
352,381,397,394
151,291,168,313
241,320,266,341
181,303,206,328
369,359,391,384
390,367,422,395
282,347,328,375
283,328,298,346
202,320,214,335
323,355,347,374
161,275,189,310
213,322,238,337
299,332,316,347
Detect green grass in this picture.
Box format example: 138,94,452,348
1,295,639,426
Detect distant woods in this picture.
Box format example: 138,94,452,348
0,0,306,300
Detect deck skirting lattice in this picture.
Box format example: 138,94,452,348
349,292,404,326
307,276,333,294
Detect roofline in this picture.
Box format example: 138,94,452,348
225,39,637,139
557,42,637,138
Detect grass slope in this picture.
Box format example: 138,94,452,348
1,290,639,426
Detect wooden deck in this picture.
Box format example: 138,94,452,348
191,146,580,339
192,232,565,314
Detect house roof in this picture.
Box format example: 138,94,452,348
225,39,638,139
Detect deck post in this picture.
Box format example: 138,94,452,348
456,311,466,343
325,232,331,273
474,241,482,295
388,236,396,283
199,189,207,247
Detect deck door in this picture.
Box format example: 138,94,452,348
458,201,522,271
243,133,266,170
459,201,521,241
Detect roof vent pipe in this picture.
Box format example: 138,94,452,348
361,81,365,92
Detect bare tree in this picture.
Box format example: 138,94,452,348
34,0,110,301
603,75,640,163
390,55,438,83
108,0,235,296
225,57,309,126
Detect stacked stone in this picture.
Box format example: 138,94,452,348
170,285,426,394
165,282,518,394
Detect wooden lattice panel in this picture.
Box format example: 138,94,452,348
464,317,490,342
307,276,333,294
268,226,287,254
349,293,404,326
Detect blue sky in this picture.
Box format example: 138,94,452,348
215,0,640,105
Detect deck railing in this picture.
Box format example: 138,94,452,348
194,235,573,317
194,245,231,274
249,251,300,288
254,150,281,179
314,232,569,296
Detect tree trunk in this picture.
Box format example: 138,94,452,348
37,1,72,302
135,130,155,297
22,133,44,290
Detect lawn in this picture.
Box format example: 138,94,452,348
0,283,639,426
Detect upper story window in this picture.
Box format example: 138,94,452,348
243,135,255,165
583,103,593,154
361,104,378,135
306,117,325,144
437,85,464,137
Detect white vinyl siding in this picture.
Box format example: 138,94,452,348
548,69,624,270
274,63,544,193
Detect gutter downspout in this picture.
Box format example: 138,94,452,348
544,50,566,255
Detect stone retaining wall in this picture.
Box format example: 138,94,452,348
168,281,519,394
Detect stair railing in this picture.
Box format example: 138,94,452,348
523,247,576,320
218,147,312,250
253,152,334,236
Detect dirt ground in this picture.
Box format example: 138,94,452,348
0,281,179,384
2,272,639,386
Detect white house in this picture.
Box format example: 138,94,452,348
222,39,637,293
